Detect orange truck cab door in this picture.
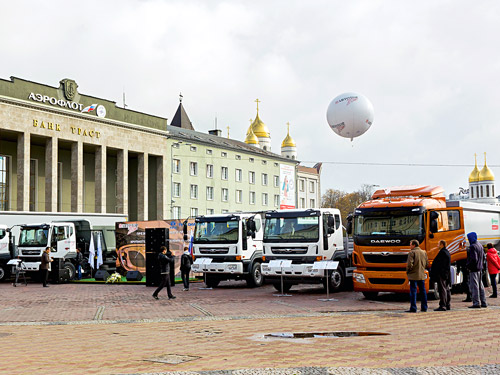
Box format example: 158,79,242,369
426,207,466,269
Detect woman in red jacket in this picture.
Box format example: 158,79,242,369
486,243,500,298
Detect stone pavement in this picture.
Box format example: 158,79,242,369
0,280,499,374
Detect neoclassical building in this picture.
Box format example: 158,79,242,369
0,76,317,221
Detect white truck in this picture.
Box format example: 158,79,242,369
188,212,265,288
0,225,15,281
16,220,106,280
261,208,353,293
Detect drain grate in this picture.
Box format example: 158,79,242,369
143,354,200,364
265,331,389,339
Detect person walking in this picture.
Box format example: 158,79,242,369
405,239,428,313
76,248,83,280
180,246,193,291
486,243,500,298
152,246,176,300
466,232,487,308
40,247,53,287
431,240,451,311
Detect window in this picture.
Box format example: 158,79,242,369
435,210,462,232
206,164,213,178
190,207,198,217
299,179,305,192
249,171,255,184
262,173,268,186
221,152,227,157
173,159,181,173
29,159,37,211
274,162,279,167
274,194,280,207
262,193,268,206
235,169,242,182
206,149,213,155
0,155,10,211
190,146,197,152
206,186,214,200
273,175,279,187
262,160,267,165
487,185,490,197
235,155,241,160
471,188,474,199
249,158,254,163
310,199,315,207
221,166,228,180
221,209,229,214
173,206,181,219
190,162,198,176
207,208,214,215
190,184,198,199
236,190,242,203
300,198,305,208
250,191,256,204
173,182,181,197
222,188,229,202
309,181,315,193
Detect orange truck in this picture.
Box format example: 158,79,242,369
348,185,500,299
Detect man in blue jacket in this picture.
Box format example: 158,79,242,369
466,232,487,308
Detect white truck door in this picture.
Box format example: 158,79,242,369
53,225,73,258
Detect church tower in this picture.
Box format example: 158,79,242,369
281,122,297,159
246,99,271,151
469,153,496,203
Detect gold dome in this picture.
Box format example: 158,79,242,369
479,153,495,181
469,154,480,183
251,113,270,138
245,127,259,145
281,122,296,148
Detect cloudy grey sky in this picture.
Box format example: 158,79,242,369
2,0,499,197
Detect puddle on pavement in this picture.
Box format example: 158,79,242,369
143,354,200,364
265,331,389,339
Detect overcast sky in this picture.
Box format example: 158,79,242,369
2,0,500,198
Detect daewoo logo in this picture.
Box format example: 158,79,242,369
370,239,401,244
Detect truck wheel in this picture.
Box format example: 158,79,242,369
63,262,76,280
205,275,220,288
272,282,292,293
0,264,9,282
362,292,379,300
324,264,345,292
246,262,264,287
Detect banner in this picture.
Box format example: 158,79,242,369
280,164,296,209
115,219,195,275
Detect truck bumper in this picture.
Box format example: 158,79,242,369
192,261,245,275
353,269,429,293
23,262,41,271
261,263,323,278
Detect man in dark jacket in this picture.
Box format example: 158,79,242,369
152,246,176,300
431,240,451,311
40,247,53,287
466,232,487,308
180,246,193,291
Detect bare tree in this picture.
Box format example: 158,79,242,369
322,185,377,225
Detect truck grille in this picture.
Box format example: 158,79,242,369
271,247,308,255
363,253,408,264
21,250,41,255
20,256,42,263
199,248,229,254
368,278,406,285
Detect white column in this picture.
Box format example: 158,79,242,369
137,153,148,221
71,141,83,212
17,133,30,211
117,149,128,216
156,156,168,220
95,145,107,213
45,137,58,212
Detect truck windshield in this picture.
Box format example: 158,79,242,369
0,229,6,240
354,211,423,237
264,216,319,242
19,227,49,247
194,220,239,243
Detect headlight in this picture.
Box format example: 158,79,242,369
228,265,237,270
306,266,313,272
354,272,366,283
192,264,200,270
262,265,270,272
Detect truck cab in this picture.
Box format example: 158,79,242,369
261,208,351,292
0,225,13,281
190,212,264,288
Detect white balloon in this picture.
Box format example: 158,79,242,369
326,92,374,141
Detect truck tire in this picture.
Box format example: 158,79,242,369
362,291,379,300
205,275,220,288
0,264,10,282
246,262,264,287
63,262,76,280
324,264,345,292
272,282,292,293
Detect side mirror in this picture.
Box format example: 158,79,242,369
327,215,335,228
430,220,438,233
346,214,353,235
327,227,335,234
247,218,256,232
